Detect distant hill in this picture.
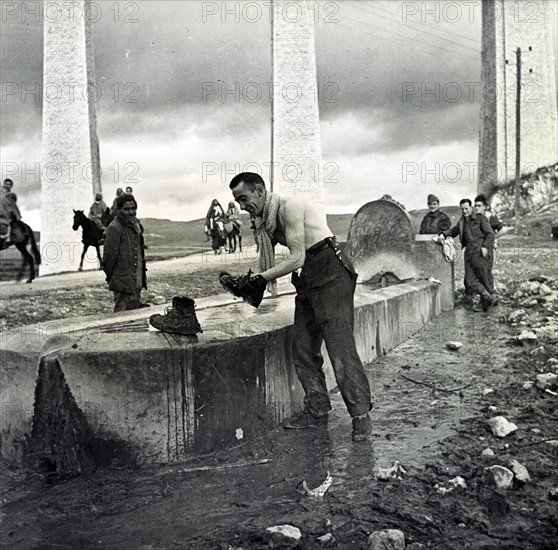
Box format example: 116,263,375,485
30,206,463,256
142,213,358,249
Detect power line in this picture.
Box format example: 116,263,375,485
351,3,479,55
339,13,479,62
363,2,480,45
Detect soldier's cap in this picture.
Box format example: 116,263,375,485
427,194,439,204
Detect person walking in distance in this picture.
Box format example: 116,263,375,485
219,172,373,441
102,194,147,312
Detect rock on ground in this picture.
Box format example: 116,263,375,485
366,529,405,550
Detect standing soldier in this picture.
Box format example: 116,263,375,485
419,194,451,234
474,194,508,304
441,199,495,311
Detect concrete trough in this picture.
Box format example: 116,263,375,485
0,280,441,471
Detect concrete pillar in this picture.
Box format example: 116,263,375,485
272,0,323,206
478,0,558,194
41,0,101,275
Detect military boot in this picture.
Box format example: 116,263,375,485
149,296,202,335
219,270,268,308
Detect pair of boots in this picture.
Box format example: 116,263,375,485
149,296,202,335
284,408,372,442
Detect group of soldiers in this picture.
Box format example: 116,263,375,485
418,193,508,311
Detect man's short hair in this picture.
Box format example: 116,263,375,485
459,198,472,207
474,194,488,206
229,172,266,191
116,194,137,209
3,179,13,186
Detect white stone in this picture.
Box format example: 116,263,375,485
434,476,467,495
366,529,405,550
537,327,557,342
509,460,531,483
482,388,494,396
445,341,463,351
536,373,558,389
488,406,498,412
547,358,558,366
522,381,535,390
487,416,518,437
539,283,552,296
517,331,538,344
482,448,495,457
520,281,540,294
487,465,514,489
545,440,558,447
266,525,302,543
316,533,334,543
376,461,407,481
508,309,526,322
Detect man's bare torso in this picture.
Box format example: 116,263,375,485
274,196,332,250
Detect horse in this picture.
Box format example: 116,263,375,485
208,220,226,254
72,210,104,271
0,219,41,283
101,207,114,228
222,218,242,253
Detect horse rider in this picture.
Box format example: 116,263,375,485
1,178,14,196
110,188,124,217
205,198,226,241
0,190,26,242
89,192,108,231
226,201,243,231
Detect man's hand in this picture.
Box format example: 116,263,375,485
481,247,488,258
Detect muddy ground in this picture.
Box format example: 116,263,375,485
0,236,557,549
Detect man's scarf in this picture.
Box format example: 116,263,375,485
254,192,280,295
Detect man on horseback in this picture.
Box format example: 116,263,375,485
1,178,14,196
205,198,226,253
0,185,41,282
89,192,108,232
0,190,26,244
110,188,124,217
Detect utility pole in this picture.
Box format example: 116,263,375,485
514,47,521,234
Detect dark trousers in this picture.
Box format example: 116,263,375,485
463,248,491,298
113,288,142,312
486,251,495,294
292,243,372,419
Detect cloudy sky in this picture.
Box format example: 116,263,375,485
1,0,557,227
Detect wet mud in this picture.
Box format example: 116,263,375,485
1,299,557,549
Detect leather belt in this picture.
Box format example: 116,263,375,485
305,237,335,262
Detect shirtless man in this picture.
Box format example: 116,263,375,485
219,172,373,441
